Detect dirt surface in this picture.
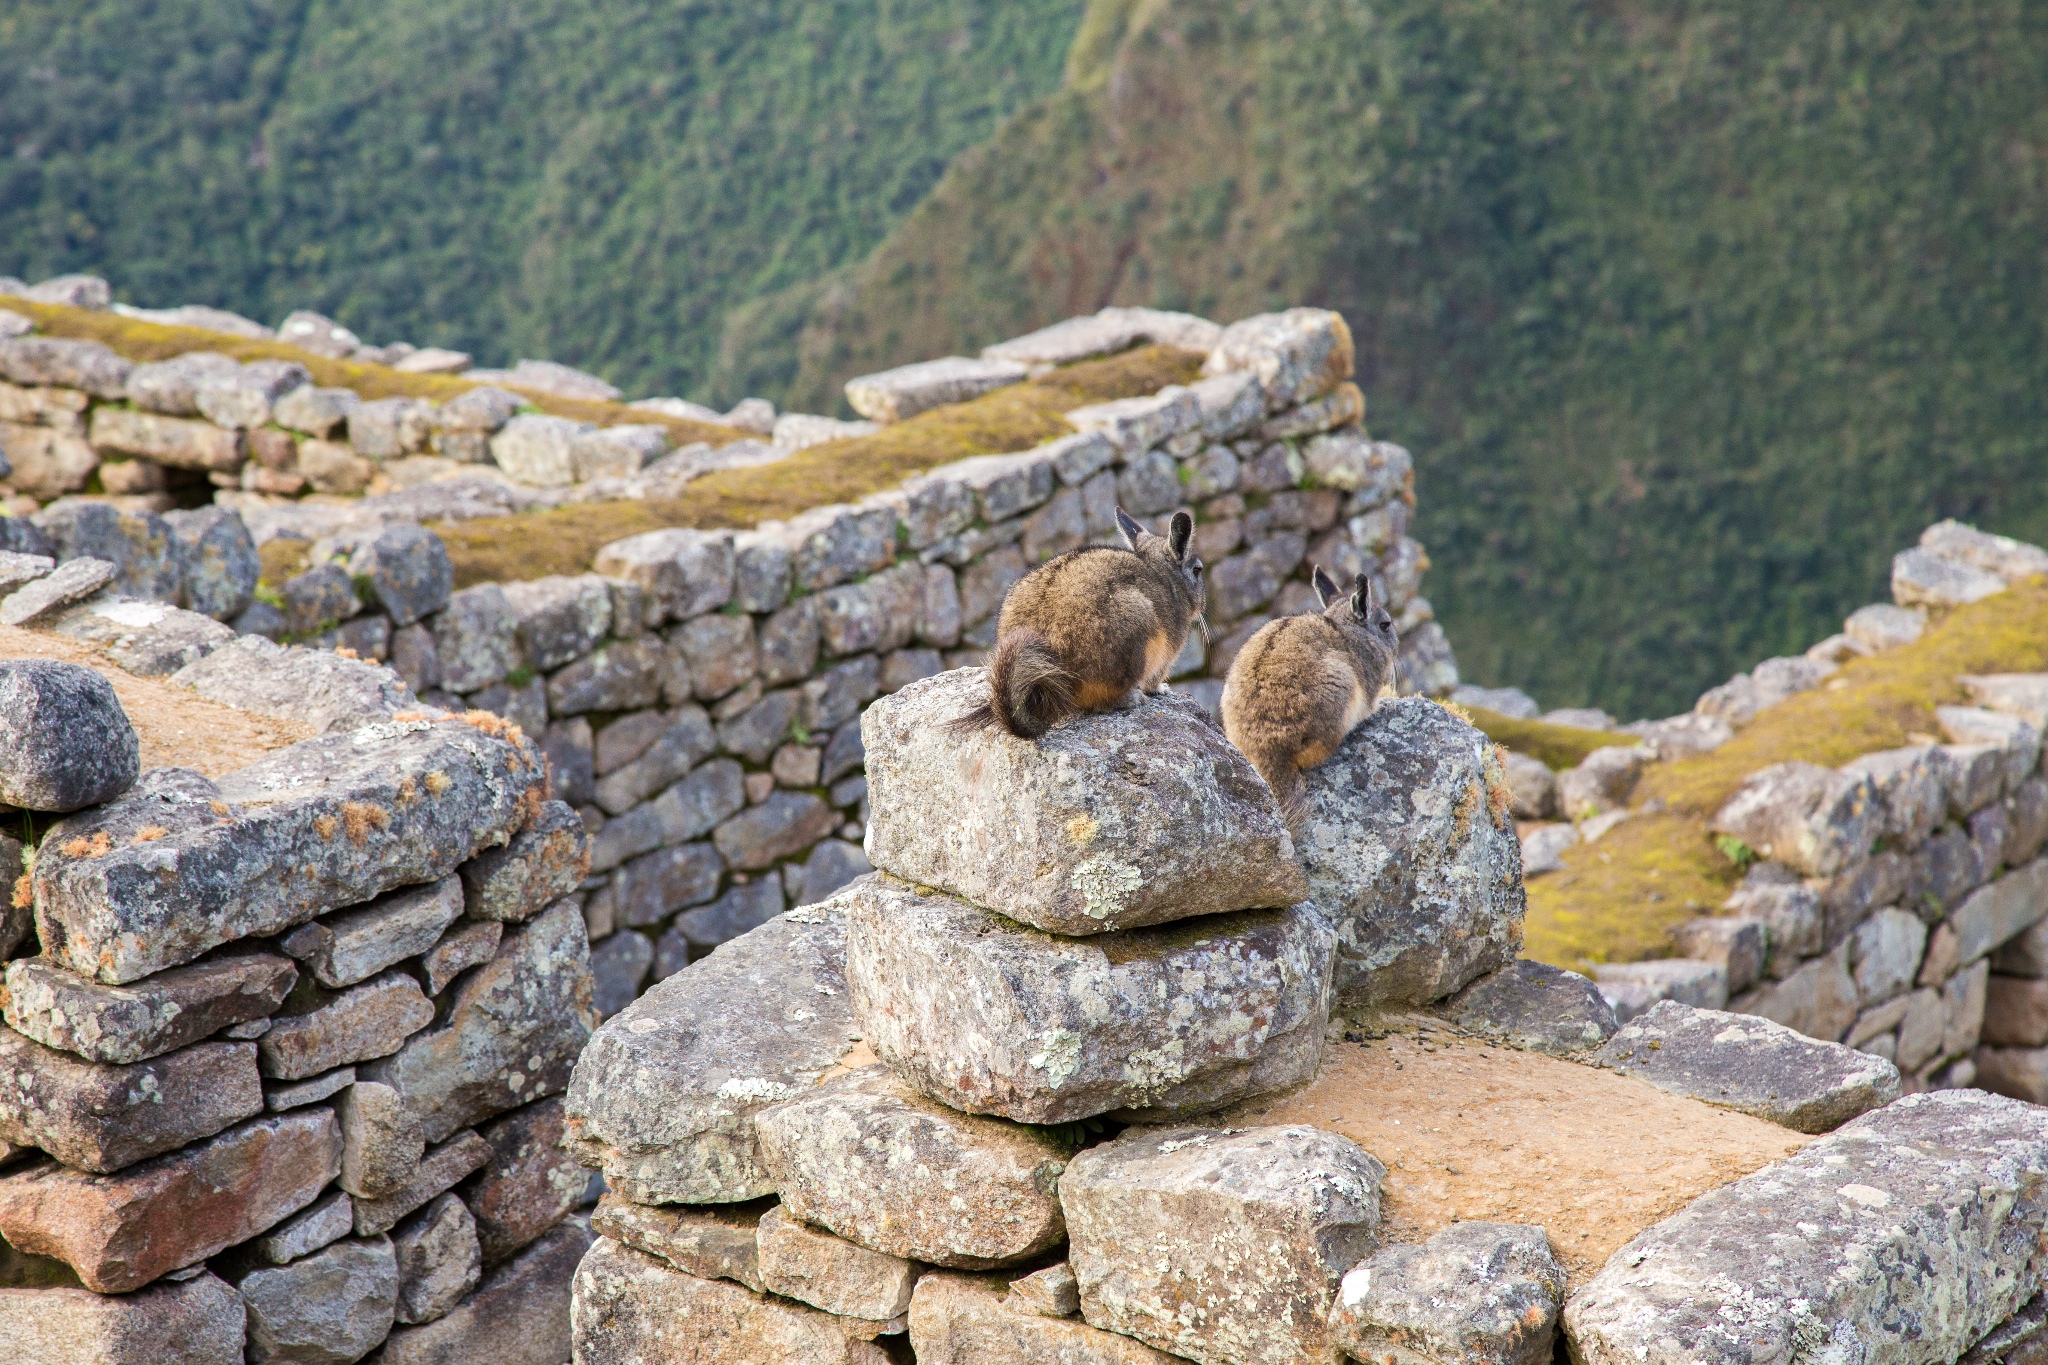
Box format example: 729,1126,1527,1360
0,624,311,777
1226,1015,1808,1286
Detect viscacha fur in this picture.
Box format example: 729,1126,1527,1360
951,507,1207,739
1221,566,1398,823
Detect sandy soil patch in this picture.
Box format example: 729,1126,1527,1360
0,624,311,778
1226,1014,1808,1286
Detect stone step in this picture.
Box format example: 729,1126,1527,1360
861,669,1305,935
844,875,1333,1124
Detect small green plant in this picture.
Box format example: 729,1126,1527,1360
505,664,536,687
352,574,379,607
1713,834,1757,868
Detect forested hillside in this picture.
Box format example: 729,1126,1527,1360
0,0,1083,400
785,0,2048,718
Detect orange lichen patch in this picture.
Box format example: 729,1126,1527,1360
131,827,169,844
340,802,392,847
462,710,513,739
514,783,544,831
10,874,30,911
209,801,231,817
394,777,420,808
59,832,114,859
313,815,340,841
423,771,453,797
1228,1019,1808,1287
335,647,360,661
392,711,432,723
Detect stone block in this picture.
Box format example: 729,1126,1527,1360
0,555,112,627
1953,858,2048,965
1593,1000,1899,1133
1941,704,2045,789
669,610,756,700
32,719,543,982
88,407,244,471
794,839,871,907
1594,959,1728,1022
799,654,880,733
0,422,97,500
757,1065,1066,1268
458,799,590,922
846,355,1028,422
730,531,793,612
615,841,721,927
570,423,669,479
0,1269,245,1365
593,528,734,625
252,1189,354,1265
1295,698,1525,1009
0,336,131,396
465,1096,585,1265
571,1234,889,1364
360,901,594,1143
1202,308,1353,411
846,876,1332,1123
713,791,838,871
1984,974,2048,1047
1565,1091,2048,1362
162,506,258,620
587,928,651,1018
757,1204,917,1324
1329,1222,1566,1365
1063,1124,1383,1365
1709,761,1883,878
0,1030,262,1173
393,1193,481,1324
818,561,922,657
594,710,717,815
273,385,362,438
194,359,309,431
351,1130,493,1237
910,1271,1183,1364
296,439,374,494
1555,744,1651,818
266,1067,356,1113
1838,744,1948,847
428,583,517,692
1430,958,1617,1057
501,574,611,671
547,637,664,714
1893,546,2006,607
44,596,237,678
283,875,463,989
125,352,241,416
488,413,594,487
338,523,452,627
0,659,139,812
670,877,786,955
377,1217,590,1365
0,951,289,1068
589,1192,767,1291
1849,905,1928,1006
1738,939,1859,1040
1921,518,2048,583
564,906,861,1204
862,671,1302,934
1669,917,1767,996
0,1108,342,1292
259,970,433,1081
35,500,183,600
1063,388,1201,456
236,1234,398,1364
338,1080,425,1199
540,717,594,805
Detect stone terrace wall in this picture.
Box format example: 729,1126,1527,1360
0,299,1461,1034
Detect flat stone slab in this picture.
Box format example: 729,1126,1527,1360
46,597,236,678
0,1108,341,1292
3,950,295,1064
352,1130,492,1237
31,716,544,983
757,1064,1069,1268
588,1192,768,1292
0,556,115,628
1591,999,1900,1133
1295,698,1526,1008
846,875,1334,1123
1329,1221,1566,1365
0,656,139,811
1431,958,1617,1056
910,1272,1185,1364
1567,1091,2048,1360
1063,1124,1385,1365
844,354,1028,422
170,634,416,735
862,669,1306,935
572,1235,891,1365
258,969,433,1080
281,874,464,988
0,1030,261,1173
379,1218,592,1365
757,1203,917,1325
0,1268,245,1365
564,903,861,1204
359,900,594,1143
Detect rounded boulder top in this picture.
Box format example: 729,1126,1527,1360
0,658,141,812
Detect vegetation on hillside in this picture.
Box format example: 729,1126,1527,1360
781,0,2048,718
0,0,1083,404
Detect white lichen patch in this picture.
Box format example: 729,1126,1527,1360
1028,1029,1084,1088
1069,854,1144,922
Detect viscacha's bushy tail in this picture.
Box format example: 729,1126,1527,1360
948,629,1074,739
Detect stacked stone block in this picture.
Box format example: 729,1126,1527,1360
0,652,599,1364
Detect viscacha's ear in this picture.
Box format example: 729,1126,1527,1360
1351,573,1374,620
1312,566,1340,608
1168,510,1194,561
1115,506,1145,549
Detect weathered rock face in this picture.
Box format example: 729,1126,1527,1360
0,1108,342,1293
1064,1124,1385,1365
1592,1000,1900,1133
0,1268,246,1365
257,970,434,1081
336,1081,425,1199
1709,761,1883,878
391,1193,481,1325
1201,309,1354,411
564,904,860,1204
571,1236,890,1365
457,799,589,921
33,719,543,984
845,355,1029,423
235,1235,399,1364
171,635,416,734
861,670,1305,935
0,1031,262,1173
280,876,463,990
756,1204,918,1325
757,1065,1068,1268
465,1097,587,1264
3,951,295,1064
846,876,1334,1123
358,901,594,1143
588,1193,767,1292
1,556,115,627
1431,959,1617,1057
910,1272,1185,1365
1294,698,1525,1009
162,507,258,621
377,1218,592,1365
1329,1222,1566,1365
349,1130,492,1237
0,659,140,812
1565,1091,2048,1362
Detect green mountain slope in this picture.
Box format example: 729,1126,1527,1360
0,0,1083,403
783,0,2048,718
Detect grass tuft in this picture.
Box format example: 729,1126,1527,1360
1460,706,1641,771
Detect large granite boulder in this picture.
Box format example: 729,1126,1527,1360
846,875,1333,1123
862,670,1305,935
563,903,862,1204
1294,698,1525,1008
0,659,140,812
1565,1090,2048,1362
